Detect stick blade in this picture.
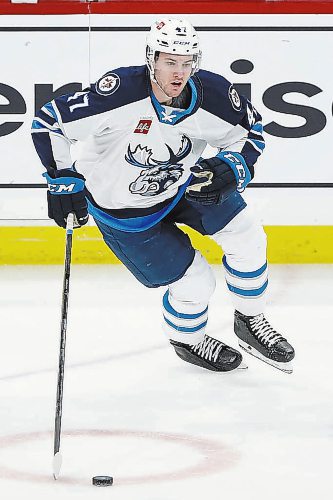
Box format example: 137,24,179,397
52,451,62,480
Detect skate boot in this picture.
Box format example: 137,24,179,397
234,310,295,373
170,334,245,372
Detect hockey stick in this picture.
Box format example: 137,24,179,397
52,213,74,480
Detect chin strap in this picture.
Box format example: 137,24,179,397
147,59,174,100
151,72,174,100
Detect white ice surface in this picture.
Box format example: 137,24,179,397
0,264,332,499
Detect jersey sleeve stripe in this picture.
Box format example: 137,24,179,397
31,118,64,136
247,139,265,152
43,101,59,121
250,122,264,134
36,109,56,126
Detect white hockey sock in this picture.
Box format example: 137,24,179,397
212,208,268,317
223,255,268,316
162,291,208,345
162,251,214,345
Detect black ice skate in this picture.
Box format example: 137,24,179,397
170,334,245,372
234,310,295,374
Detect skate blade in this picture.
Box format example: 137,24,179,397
238,340,293,374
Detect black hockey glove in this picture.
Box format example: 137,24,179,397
43,168,89,229
185,152,252,206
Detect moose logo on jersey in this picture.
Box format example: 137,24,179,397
125,135,192,196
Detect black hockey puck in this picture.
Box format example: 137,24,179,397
92,475,114,486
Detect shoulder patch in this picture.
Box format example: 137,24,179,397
96,73,120,96
228,85,242,111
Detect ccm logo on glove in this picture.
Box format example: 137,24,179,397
44,173,85,195
221,152,250,192
43,168,88,228
49,183,76,194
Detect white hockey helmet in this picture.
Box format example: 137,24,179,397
146,18,202,77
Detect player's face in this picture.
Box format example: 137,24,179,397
153,52,193,99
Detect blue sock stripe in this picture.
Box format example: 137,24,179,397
163,310,208,329
223,256,267,279
164,316,208,333
226,279,268,297
163,291,208,320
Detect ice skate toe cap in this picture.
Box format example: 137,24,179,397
273,340,295,362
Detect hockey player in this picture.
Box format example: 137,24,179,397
32,18,295,373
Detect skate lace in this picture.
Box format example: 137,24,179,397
249,314,285,347
191,336,224,362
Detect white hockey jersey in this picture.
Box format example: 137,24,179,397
32,65,265,229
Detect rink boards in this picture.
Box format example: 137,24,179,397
0,11,333,263
1,225,333,264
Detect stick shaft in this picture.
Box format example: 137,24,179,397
54,213,74,457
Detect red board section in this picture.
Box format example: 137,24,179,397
1,1,333,15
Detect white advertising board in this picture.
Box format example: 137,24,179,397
0,14,332,224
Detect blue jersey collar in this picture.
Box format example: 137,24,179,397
151,79,198,125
